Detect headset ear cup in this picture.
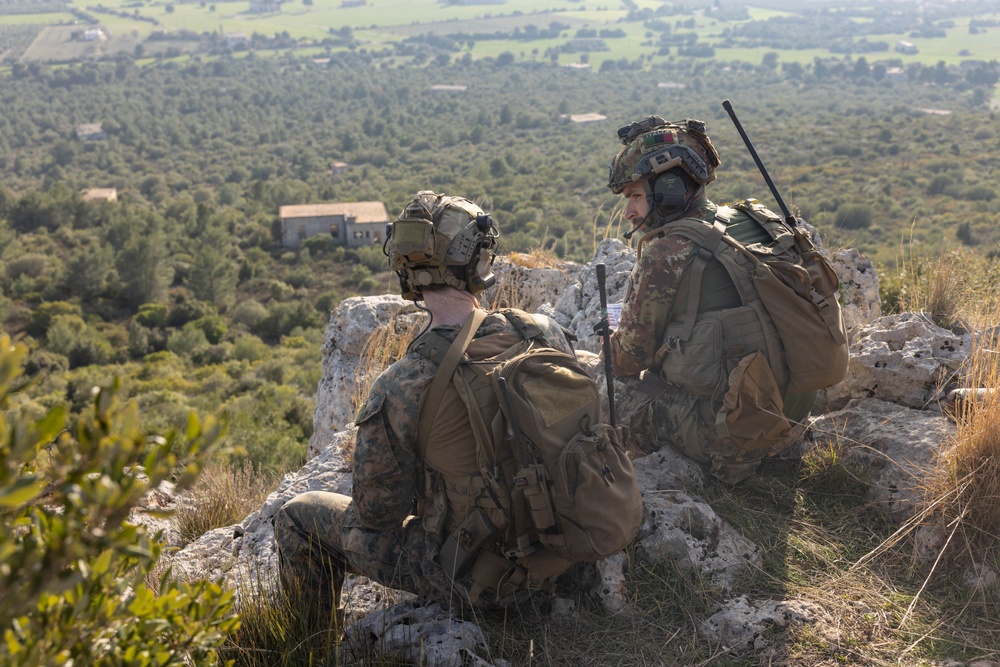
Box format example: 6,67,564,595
652,172,688,218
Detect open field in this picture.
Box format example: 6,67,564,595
3,1,999,69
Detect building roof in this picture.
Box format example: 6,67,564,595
279,201,389,222
81,188,117,202
430,84,468,92
569,113,607,123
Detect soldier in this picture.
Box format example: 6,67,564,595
272,191,578,621
606,116,817,483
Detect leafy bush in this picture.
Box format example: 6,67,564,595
833,203,874,229
0,336,237,665
231,334,270,362
167,323,211,358
961,185,996,201
230,299,269,330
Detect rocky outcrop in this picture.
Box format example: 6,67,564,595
823,312,970,412
165,231,994,665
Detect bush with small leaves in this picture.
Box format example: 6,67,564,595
0,335,238,666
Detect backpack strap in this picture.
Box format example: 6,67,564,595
416,309,487,451
499,308,542,342
672,211,730,343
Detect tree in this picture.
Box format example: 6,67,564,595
187,243,238,311
116,232,174,308
0,336,236,665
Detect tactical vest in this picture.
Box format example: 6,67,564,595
638,199,848,421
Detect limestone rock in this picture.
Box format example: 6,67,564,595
831,247,881,331
557,238,634,355
487,255,583,316
339,600,502,667
637,491,762,592
700,595,833,655
808,398,955,521
632,446,706,494
309,295,422,459
592,551,631,615
823,312,971,411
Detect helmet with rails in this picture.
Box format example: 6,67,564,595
386,190,499,302
608,116,722,229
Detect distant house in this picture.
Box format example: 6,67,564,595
896,40,919,55
430,84,468,93
224,32,249,48
341,0,366,6
330,161,350,175
885,66,905,81
658,81,686,90
83,28,106,42
81,188,118,203
75,123,107,141
568,113,607,124
279,201,390,249
249,0,281,13
562,62,591,71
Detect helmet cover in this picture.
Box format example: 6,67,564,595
607,116,721,194
387,190,499,301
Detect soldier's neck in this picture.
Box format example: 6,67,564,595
423,287,481,329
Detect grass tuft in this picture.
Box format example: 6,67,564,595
176,460,279,547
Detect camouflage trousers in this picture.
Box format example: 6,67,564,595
615,373,803,484
272,491,494,619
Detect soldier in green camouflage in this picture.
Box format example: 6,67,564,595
272,191,576,622
606,116,814,483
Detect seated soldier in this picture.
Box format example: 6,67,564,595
272,191,580,621
606,116,817,484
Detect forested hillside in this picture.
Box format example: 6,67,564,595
1,51,998,471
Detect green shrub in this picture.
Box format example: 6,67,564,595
192,314,228,344
961,184,996,201
230,299,268,330
833,203,874,229
167,324,211,358
135,302,171,328
28,300,81,336
0,335,237,666
315,290,341,314
232,334,270,362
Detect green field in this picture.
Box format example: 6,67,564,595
2,0,1000,69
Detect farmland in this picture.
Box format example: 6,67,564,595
3,0,1000,71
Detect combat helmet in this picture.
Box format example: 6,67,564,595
386,190,499,301
608,116,721,230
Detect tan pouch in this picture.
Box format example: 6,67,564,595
715,351,791,460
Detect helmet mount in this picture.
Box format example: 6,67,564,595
386,191,499,302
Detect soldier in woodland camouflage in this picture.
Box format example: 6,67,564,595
607,116,816,483
273,191,576,621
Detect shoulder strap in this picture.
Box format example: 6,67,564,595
416,309,487,451
672,211,730,342
500,308,542,342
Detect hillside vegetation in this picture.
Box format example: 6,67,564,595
1,46,998,472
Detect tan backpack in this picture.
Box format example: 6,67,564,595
414,309,642,592
646,199,849,399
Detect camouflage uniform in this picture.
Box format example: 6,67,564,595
611,197,807,483
273,310,574,617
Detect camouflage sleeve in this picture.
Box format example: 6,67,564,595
532,313,576,356
350,366,423,531
611,234,694,377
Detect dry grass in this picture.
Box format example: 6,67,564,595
925,301,1000,568
350,311,427,419
175,460,279,546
